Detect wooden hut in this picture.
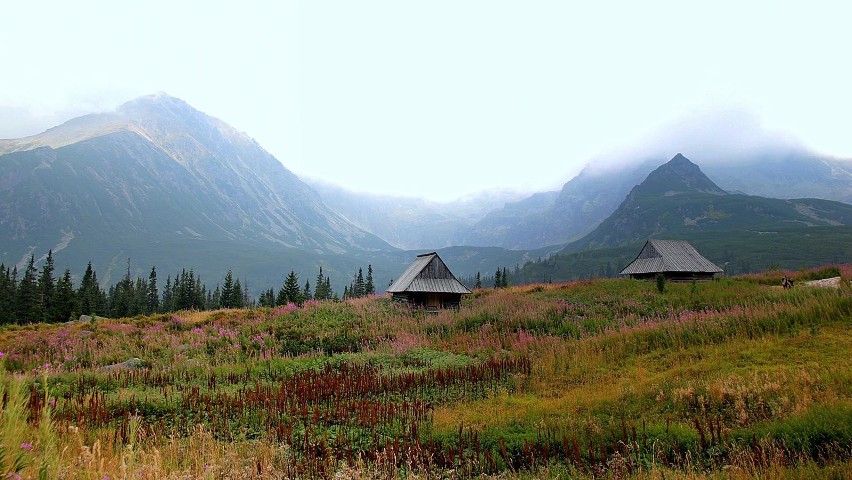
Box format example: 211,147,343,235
620,239,722,281
387,252,472,309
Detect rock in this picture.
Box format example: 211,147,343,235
78,315,92,323
803,277,842,289
100,358,145,371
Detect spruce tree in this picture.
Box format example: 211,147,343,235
78,262,96,316
211,285,221,310
53,268,76,323
314,267,329,301
283,271,301,305
494,268,502,289
275,281,288,306
147,266,159,313
221,271,235,308
302,280,311,304
0,264,17,324
231,278,244,309
38,250,55,322
194,274,205,310
258,288,274,307
365,265,375,295
17,255,42,323
501,267,509,288
133,277,147,315
474,272,482,289
242,280,250,308
354,268,365,298
162,275,174,312
111,259,134,317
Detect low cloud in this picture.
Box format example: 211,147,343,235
583,106,805,175
0,90,136,140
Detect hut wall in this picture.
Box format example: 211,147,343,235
630,272,717,282
392,292,462,310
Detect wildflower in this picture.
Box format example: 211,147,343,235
0,351,4,359
20,442,33,450
6,473,22,480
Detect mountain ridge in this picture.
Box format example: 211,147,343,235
569,154,852,251
0,94,395,288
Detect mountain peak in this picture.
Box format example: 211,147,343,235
632,154,727,198
117,92,199,120
670,152,689,163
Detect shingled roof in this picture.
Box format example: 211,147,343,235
387,252,472,294
620,240,722,276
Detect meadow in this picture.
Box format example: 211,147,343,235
0,265,850,479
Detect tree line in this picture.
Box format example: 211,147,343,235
0,251,375,325
461,267,512,290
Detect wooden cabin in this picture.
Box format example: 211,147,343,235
387,252,472,309
620,239,722,281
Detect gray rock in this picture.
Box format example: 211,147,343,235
100,358,145,371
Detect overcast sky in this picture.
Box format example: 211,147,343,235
2,1,850,201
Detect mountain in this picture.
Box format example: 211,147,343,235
442,159,658,249
701,151,852,204
307,182,529,250
440,150,852,250
0,94,393,286
569,154,852,250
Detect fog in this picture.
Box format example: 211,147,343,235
582,106,809,176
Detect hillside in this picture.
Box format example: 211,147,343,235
407,152,852,250
0,94,397,287
1,267,850,478
571,154,852,251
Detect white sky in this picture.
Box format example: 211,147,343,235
2,1,851,202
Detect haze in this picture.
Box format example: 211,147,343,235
2,1,851,202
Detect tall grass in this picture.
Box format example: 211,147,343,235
0,266,850,478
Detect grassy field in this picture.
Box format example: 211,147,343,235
0,265,850,479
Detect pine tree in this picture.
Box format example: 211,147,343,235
494,268,502,289
17,255,42,323
474,272,482,289
53,268,76,323
365,265,375,295
147,266,159,313
38,250,55,322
